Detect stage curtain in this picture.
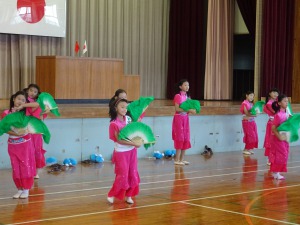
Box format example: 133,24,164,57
204,0,234,100
0,0,170,99
261,0,295,97
166,0,205,100
236,0,256,37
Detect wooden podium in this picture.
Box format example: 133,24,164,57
36,56,140,101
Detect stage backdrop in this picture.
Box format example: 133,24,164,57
0,0,66,37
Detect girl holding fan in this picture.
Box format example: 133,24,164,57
2,91,36,199
263,88,279,165
269,94,290,180
172,79,196,166
107,98,142,204
240,91,258,155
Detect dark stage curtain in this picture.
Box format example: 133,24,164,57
166,0,205,100
236,0,256,37
261,0,295,96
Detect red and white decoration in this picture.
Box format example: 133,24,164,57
0,0,66,37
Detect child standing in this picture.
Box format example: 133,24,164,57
18,84,47,179
172,79,196,166
269,94,289,180
240,91,258,155
263,88,279,165
107,98,142,204
2,91,36,199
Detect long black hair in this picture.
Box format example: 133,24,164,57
175,79,190,97
9,91,26,112
109,98,128,122
265,88,280,103
272,94,287,113
108,89,127,107
23,83,41,101
244,91,254,102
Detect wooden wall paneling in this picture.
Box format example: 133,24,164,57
36,56,140,100
36,56,56,97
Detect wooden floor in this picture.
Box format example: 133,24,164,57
0,148,300,225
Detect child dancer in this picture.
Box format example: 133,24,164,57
18,84,47,179
2,91,36,199
269,94,289,180
172,79,196,166
107,98,142,204
240,91,258,155
263,88,279,165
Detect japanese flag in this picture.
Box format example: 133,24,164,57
82,40,87,55
0,0,66,37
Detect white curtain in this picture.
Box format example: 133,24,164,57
204,0,234,100
0,0,170,99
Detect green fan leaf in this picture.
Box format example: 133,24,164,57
127,96,154,122
250,101,265,115
179,99,201,113
37,92,60,117
277,114,300,142
287,102,293,116
118,122,156,147
0,111,51,143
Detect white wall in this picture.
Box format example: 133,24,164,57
1,114,299,169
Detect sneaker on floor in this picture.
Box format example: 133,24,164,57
174,161,185,166
13,190,23,199
34,174,39,179
125,197,134,204
107,196,114,204
243,150,251,155
182,161,190,165
19,190,29,199
276,174,285,180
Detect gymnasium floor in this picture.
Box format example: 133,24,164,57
0,147,300,225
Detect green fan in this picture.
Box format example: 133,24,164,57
118,122,156,149
127,96,154,122
287,102,293,116
0,111,51,144
180,99,201,113
37,92,60,117
277,114,300,142
250,101,265,115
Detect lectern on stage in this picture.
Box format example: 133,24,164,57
36,56,140,102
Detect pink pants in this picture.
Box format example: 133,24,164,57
8,134,35,189
31,134,46,169
108,148,140,200
242,120,258,150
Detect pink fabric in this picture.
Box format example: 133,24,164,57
269,110,289,173
172,92,191,150
108,148,140,200
108,117,140,199
8,134,35,189
240,100,252,114
1,109,9,119
263,99,275,116
26,97,47,169
263,120,273,156
31,134,46,169
242,120,258,150
26,97,47,120
109,116,127,142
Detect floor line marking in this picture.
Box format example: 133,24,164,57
181,201,299,225
1,165,300,201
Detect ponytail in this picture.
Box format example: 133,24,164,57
272,94,287,113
